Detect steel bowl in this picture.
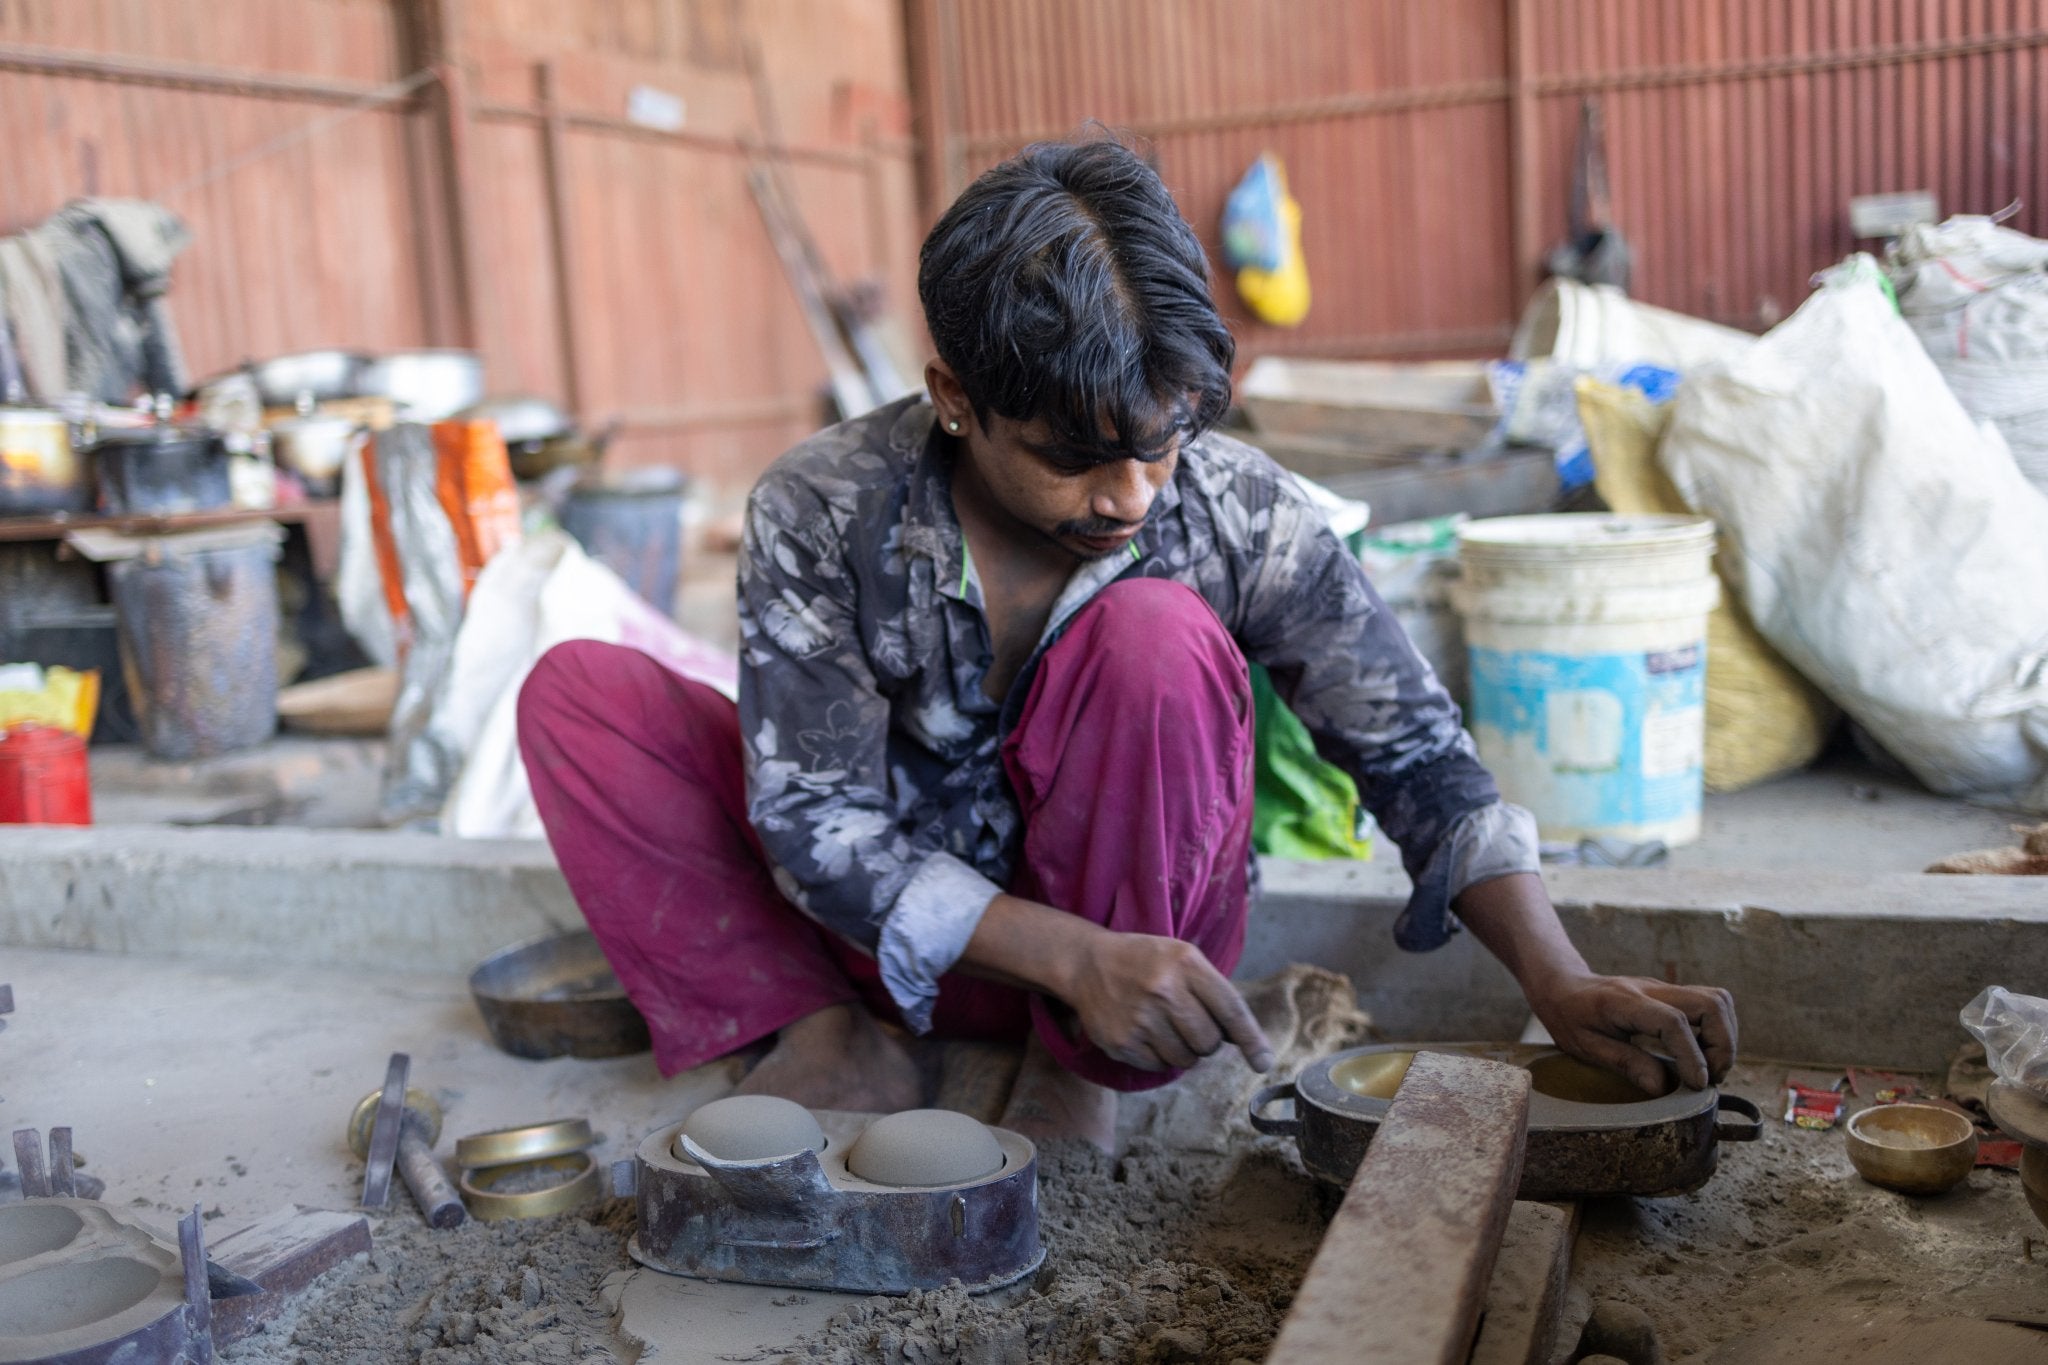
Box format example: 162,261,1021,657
359,350,484,421
1845,1103,1978,1196
468,928,651,1060
242,350,370,408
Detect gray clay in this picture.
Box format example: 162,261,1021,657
844,1109,1005,1188
0,1203,82,1266
677,1094,826,1163
0,1257,161,1336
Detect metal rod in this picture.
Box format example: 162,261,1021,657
0,39,422,106
178,1205,215,1364
396,1114,467,1229
471,101,905,170
1506,0,1543,305
46,1127,74,1198
958,26,2048,155
11,1129,47,1198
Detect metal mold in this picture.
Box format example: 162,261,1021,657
0,1198,213,1365
1252,1042,1761,1199
628,1110,1042,1296
468,930,651,1061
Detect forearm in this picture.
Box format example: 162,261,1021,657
957,893,1100,998
1452,871,1590,1003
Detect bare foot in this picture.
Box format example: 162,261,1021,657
735,1003,922,1113
998,1032,1117,1153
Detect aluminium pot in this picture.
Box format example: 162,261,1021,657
0,407,85,514
91,425,232,515
1250,1041,1762,1200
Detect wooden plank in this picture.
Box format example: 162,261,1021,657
1266,1051,1532,1365
1468,1201,1582,1365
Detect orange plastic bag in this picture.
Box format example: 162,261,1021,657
432,420,522,598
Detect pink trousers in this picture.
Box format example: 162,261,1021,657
516,577,1254,1091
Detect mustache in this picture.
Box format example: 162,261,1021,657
1055,515,1142,538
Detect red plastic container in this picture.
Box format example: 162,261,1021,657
0,725,92,825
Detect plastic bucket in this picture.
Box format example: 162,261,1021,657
1452,514,1718,846
560,483,687,618
0,725,91,824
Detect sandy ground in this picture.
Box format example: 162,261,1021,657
1568,1064,2048,1364
11,945,2048,1363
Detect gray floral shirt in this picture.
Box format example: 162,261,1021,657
738,397,1539,1032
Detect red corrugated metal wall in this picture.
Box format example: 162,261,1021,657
912,0,2048,359
0,0,919,483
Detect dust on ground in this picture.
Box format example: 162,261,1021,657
1567,1063,2048,1364
221,975,2048,1365
792,1137,1324,1365
222,1199,636,1364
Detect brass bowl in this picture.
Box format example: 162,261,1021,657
1845,1103,1978,1195
468,929,651,1060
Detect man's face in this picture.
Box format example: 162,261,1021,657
927,362,1180,563
956,411,1179,562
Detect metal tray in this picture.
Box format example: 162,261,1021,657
1251,1041,1761,1199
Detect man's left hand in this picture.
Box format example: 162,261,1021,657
1526,972,1737,1094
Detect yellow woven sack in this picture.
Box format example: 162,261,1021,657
1576,377,1836,792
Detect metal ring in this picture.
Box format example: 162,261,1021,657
458,1152,602,1222
454,1118,595,1169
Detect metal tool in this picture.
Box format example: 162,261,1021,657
1251,1041,1762,1199
622,1109,1042,1295
10,1125,106,1201
357,1053,411,1208
349,1055,466,1229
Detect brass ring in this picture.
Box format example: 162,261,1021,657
458,1152,602,1221
454,1118,595,1169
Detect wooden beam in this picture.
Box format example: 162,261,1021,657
413,0,485,352
1506,0,1544,307
536,62,585,421
1266,1051,1532,1365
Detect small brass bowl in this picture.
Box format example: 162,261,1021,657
1845,1103,1978,1196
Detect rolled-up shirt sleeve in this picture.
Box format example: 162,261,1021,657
737,484,997,1032
1235,481,1540,949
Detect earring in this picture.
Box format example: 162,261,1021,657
947,419,962,433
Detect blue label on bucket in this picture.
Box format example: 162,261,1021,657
1467,645,1705,833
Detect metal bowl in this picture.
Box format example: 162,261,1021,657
1845,1103,1978,1196
359,350,484,421
468,928,650,1060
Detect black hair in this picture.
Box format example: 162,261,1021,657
917,136,1235,464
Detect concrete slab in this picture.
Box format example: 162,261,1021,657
5,819,2042,1070
0,827,573,972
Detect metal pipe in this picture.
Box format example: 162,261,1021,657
396,1114,467,1229
472,101,910,170
0,40,418,106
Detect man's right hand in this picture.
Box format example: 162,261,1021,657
961,894,1274,1074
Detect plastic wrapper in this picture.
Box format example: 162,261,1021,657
1961,986,2048,1094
